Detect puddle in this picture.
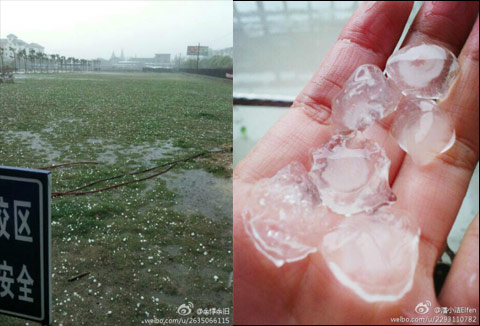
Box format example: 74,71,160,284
93,140,179,166
87,138,105,145
2,130,61,164
163,245,182,256
163,170,232,220
57,118,85,124
97,151,118,165
42,118,86,134
119,140,178,163
93,143,121,164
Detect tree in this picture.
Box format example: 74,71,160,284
67,57,73,72
35,51,43,72
174,54,184,69
18,49,27,73
0,47,4,71
28,49,36,73
44,53,49,73
201,55,233,69
50,54,57,72
181,58,197,69
55,54,60,72
42,52,47,72
9,47,17,71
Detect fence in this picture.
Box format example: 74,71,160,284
142,67,233,79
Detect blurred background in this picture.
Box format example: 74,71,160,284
233,1,478,253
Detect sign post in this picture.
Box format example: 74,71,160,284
0,166,51,325
187,45,209,74
186,45,209,57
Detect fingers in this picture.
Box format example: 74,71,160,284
392,16,479,266
403,1,479,55
234,1,413,183
438,215,479,317
440,17,479,171
293,1,414,115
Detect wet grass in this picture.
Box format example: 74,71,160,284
0,72,232,325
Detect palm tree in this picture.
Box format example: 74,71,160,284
42,53,49,73
40,53,45,72
50,54,56,72
28,49,36,73
0,47,4,71
67,57,74,72
55,54,60,72
18,49,27,73
8,47,17,71
35,52,43,72
43,53,48,72
42,52,47,72
73,58,79,72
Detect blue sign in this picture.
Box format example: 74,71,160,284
0,166,51,325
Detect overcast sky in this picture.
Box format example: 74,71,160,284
0,0,232,60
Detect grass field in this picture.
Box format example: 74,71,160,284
0,72,233,325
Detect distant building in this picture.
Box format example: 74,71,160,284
0,34,45,62
110,51,119,64
154,53,170,64
104,49,172,70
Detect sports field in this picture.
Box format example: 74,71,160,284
0,72,233,325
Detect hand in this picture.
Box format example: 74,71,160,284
233,2,479,324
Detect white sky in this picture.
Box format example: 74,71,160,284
0,0,232,60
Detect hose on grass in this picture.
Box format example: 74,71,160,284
50,148,230,198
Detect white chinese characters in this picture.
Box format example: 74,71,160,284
0,261,14,299
0,197,33,242
15,200,33,242
0,197,10,240
0,261,34,303
17,265,35,302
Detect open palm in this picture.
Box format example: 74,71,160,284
234,2,479,324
